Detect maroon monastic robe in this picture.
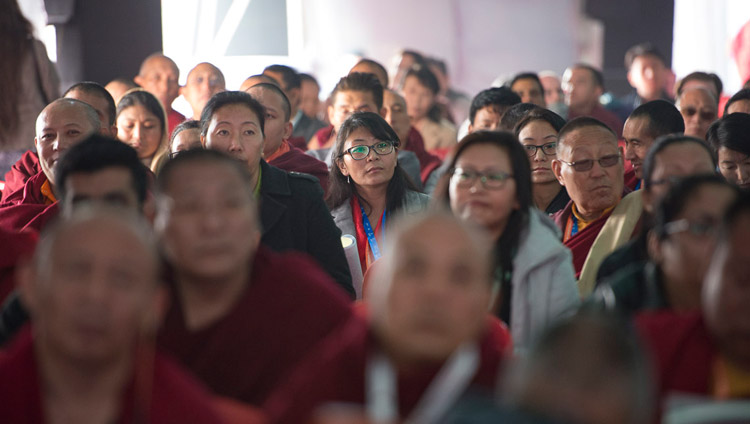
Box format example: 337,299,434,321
0,328,224,424
552,200,614,278
0,228,37,304
0,171,58,234
167,108,186,138
403,126,443,184
268,141,330,194
1,151,40,202
157,246,352,406
311,125,334,150
265,316,508,424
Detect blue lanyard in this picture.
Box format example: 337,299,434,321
360,204,386,260
635,180,642,190
570,213,579,237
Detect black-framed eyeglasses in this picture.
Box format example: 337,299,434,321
523,142,557,157
558,153,621,172
663,218,718,237
450,167,514,190
340,141,396,160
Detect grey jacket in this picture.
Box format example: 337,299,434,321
330,190,430,240
510,208,580,354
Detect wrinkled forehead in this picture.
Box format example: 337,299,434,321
143,56,178,76
188,64,224,82
559,125,617,152
37,103,94,132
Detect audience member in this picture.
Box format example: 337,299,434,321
0,207,223,423
134,53,184,134
350,58,389,88
562,64,623,137
264,64,327,142
104,77,137,105
723,88,750,115
64,82,118,138
200,91,354,297
468,87,522,133
621,42,673,112
239,73,279,92
437,130,578,353
510,72,547,107
675,71,723,101
389,48,425,90
402,65,457,154
169,119,202,155
706,112,750,190
426,57,472,125
182,62,226,121
298,72,323,120
538,70,568,117
676,86,718,140
155,149,352,405
327,112,428,273
622,100,685,189
514,108,570,214
116,89,169,173
266,210,509,423
499,103,543,132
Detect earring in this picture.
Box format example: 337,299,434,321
348,176,351,184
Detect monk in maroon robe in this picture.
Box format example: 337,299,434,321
265,211,509,424
563,64,624,138
551,117,626,279
636,197,750,416
244,83,330,193
154,150,352,406
134,54,185,136
0,207,224,423
1,150,40,202
0,228,36,304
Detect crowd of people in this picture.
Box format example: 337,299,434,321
2,2,750,422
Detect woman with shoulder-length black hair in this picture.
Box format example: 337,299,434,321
706,112,750,190
434,130,579,354
328,111,429,274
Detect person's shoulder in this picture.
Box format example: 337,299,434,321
263,161,323,196
402,190,430,213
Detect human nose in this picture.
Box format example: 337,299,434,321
228,133,242,152
738,166,750,184
589,160,607,177
533,147,547,161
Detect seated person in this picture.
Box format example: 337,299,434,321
636,194,750,416
723,88,750,115
2,81,117,201
550,117,632,295
0,207,223,423
154,149,352,405
263,64,326,142
464,86,521,135
677,86,718,140
133,53,184,134
245,83,329,193
200,91,354,297
675,71,725,115
238,73,280,92
622,100,685,190
437,130,578,353
298,73,323,121
350,58,389,88
596,134,719,286
498,102,543,131
265,211,510,424
620,43,673,114
169,119,202,155
401,65,457,155
514,108,570,214
562,64,624,137
104,76,137,105
509,72,547,107
116,89,169,173
182,62,226,121
707,112,750,190
595,175,738,315
327,112,429,274
0,99,100,232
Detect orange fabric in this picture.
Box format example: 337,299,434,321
712,355,750,399
265,140,291,162
39,179,56,205
564,203,616,243
213,396,268,424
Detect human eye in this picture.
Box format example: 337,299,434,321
349,145,369,155
40,132,55,141
243,128,256,136
720,162,737,171
523,145,537,154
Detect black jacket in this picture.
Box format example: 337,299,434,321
258,160,354,298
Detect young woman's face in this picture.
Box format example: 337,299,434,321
336,127,398,191
402,75,435,121
449,143,519,236
116,104,163,160
518,120,559,185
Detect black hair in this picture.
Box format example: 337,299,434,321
199,91,266,137
116,89,169,171
514,108,567,135
510,72,544,94
676,72,723,98
628,100,685,139
248,82,292,122
653,174,738,240
330,72,384,110
156,148,252,195
625,42,667,70
500,103,544,131
723,89,750,116
642,134,717,189
170,119,201,147
299,72,319,87
263,64,301,90
434,130,533,321
706,112,750,157
404,64,440,96
353,58,390,88
572,63,605,90
469,87,521,124
326,112,416,215
64,81,117,127
718,192,750,245
557,116,617,148
55,134,149,207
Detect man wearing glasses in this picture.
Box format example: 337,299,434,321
551,117,638,296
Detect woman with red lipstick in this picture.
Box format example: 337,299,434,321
436,130,579,354
328,112,429,274
514,109,570,214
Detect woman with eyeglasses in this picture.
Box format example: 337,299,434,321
514,109,570,214
328,112,429,274
594,174,739,314
435,130,579,354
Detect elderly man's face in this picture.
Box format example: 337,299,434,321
679,88,718,140
371,216,491,363
21,216,160,365
562,68,600,111
552,126,624,218
64,89,116,137
35,102,99,186
156,160,260,282
383,90,411,145
703,211,750,366
182,63,226,118
135,56,180,111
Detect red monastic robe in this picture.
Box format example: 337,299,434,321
167,109,186,138
268,141,330,195
0,328,225,424
310,125,334,151
0,228,37,304
1,151,40,202
552,200,614,278
403,126,443,184
0,171,58,233
157,246,353,406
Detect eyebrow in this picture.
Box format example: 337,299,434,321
216,120,258,127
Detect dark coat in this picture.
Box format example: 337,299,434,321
259,160,354,298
